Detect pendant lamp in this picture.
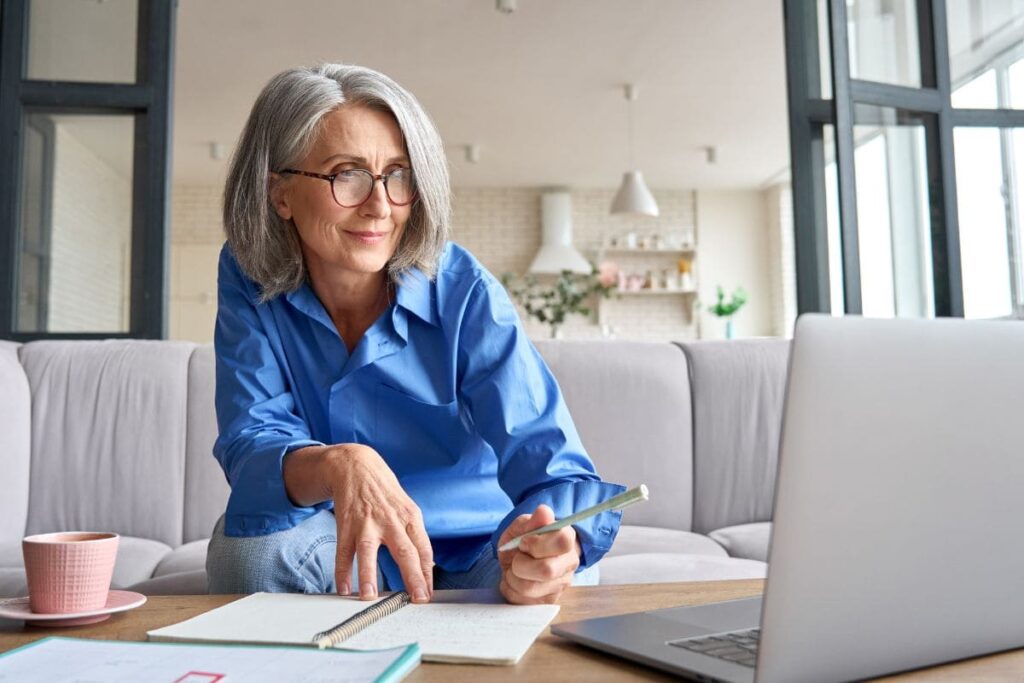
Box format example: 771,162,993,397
610,84,659,217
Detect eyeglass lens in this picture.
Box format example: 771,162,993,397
333,169,414,207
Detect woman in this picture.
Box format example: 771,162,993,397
206,63,624,605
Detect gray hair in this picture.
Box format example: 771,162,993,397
223,63,451,301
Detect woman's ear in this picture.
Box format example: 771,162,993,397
268,172,293,220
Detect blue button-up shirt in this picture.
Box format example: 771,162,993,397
213,241,624,590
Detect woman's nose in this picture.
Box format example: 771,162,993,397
360,178,391,219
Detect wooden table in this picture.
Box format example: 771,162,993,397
3,580,1023,681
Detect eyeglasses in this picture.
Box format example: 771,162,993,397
278,167,416,208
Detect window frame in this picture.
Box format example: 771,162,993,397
0,0,176,341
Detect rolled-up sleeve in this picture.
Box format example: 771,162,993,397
213,248,328,536
455,277,625,569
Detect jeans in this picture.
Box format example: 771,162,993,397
206,509,599,594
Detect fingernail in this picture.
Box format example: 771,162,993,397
414,588,428,602
339,582,351,596
361,583,376,599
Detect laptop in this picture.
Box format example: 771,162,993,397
553,314,1024,682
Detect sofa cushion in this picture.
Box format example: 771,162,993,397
605,525,727,559
20,340,195,548
110,536,174,589
0,541,22,568
535,340,694,531
709,522,772,562
677,339,790,534
598,553,767,585
128,569,209,596
0,342,30,546
0,569,27,599
183,346,230,543
153,539,209,577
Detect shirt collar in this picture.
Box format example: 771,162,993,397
284,281,336,334
395,268,438,327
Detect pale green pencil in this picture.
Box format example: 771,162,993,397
498,484,649,552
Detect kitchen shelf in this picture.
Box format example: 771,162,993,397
613,289,698,296
601,247,696,255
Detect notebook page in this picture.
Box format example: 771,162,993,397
147,590,558,665
147,593,388,647
343,601,560,664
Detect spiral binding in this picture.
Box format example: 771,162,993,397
313,590,411,649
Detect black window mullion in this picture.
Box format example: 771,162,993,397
784,0,832,314
925,0,963,317
19,81,152,110
131,0,176,339
848,80,943,112
828,0,862,314
0,0,27,338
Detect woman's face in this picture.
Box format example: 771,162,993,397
271,104,412,280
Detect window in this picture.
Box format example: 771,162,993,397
0,0,176,340
784,0,1024,319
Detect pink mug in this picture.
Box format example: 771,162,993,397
22,532,119,614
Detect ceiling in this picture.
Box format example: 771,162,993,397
172,0,791,189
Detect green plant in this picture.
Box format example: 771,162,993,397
707,285,748,318
501,267,615,338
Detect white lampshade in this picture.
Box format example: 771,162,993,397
528,192,592,274
610,171,659,217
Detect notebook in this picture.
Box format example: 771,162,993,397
0,636,419,682
147,588,559,665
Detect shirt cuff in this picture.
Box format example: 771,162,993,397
223,438,329,536
490,480,627,570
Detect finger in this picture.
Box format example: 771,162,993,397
511,547,579,583
498,513,534,549
384,526,431,604
520,526,577,559
404,516,435,599
501,572,563,605
356,535,381,600
334,529,357,596
498,514,533,569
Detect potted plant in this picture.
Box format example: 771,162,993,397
706,285,748,339
501,265,616,339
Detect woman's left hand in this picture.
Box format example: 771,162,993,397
497,504,581,605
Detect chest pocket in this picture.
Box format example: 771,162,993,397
374,382,464,468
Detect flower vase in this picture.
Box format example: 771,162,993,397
725,318,736,340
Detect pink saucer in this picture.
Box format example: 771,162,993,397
0,590,147,627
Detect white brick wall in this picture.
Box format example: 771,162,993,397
47,124,131,332
171,184,780,344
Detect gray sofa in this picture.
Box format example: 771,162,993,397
0,337,789,597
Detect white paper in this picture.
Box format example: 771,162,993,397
147,590,559,665
0,636,417,683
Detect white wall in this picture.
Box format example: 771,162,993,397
695,189,775,339
170,184,779,343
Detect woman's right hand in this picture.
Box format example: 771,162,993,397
322,444,434,603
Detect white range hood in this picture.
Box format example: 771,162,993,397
527,191,592,275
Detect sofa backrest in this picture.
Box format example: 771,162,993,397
184,345,230,542
535,340,695,532
677,339,791,534
0,342,31,545
20,340,195,548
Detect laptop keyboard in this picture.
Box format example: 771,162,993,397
668,627,760,668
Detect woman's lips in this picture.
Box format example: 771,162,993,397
345,231,389,245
